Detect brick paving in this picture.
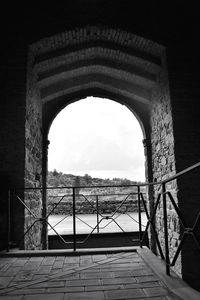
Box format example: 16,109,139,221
0,251,177,299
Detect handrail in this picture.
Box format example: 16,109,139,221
11,161,200,191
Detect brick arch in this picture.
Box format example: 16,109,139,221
24,26,177,254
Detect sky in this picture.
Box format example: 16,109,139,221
48,97,145,181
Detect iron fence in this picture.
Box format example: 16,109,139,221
7,184,147,251
6,161,200,276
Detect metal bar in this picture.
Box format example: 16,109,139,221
16,196,38,219
171,234,186,266
46,195,69,218
75,215,94,229
137,186,142,247
110,193,134,218
141,193,165,259
162,183,170,275
7,189,11,252
126,212,146,228
72,187,76,251
48,214,71,232
96,195,100,233
167,192,187,228
192,210,200,231
75,218,104,244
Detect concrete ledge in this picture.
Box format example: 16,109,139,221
0,246,137,257
137,246,200,300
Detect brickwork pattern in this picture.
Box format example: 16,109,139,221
0,252,175,299
150,56,180,276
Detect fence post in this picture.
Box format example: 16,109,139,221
162,183,170,275
137,185,142,247
72,187,77,251
96,195,100,233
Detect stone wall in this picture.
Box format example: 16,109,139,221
24,26,162,250
150,53,180,275
23,50,43,249
47,198,142,215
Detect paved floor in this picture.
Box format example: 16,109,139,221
0,251,178,300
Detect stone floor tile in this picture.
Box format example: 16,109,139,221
112,258,143,264
92,255,108,262
63,263,79,269
64,256,79,264
12,259,29,267
23,262,40,271
41,257,56,265
3,267,22,276
123,281,160,290
0,258,17,264
57,273,80,281
0,296,23,300
135,275,158,283
143,287,168,297
28,280,66,289
0,251,185,300
65,278,101,287
31,275,49,281
64,291,105,300
101,277,136,285
0,263,10,272
29,257,44,263
113,270,133,278
0,277,13,289
24,293,64,300
12,270,34,281
46,286,84,293
36,265,52,275
49,269,62,276
8,281,28,288
105,288,145,299
80,255,93,265
9,288,46,295
99,263,144,271
131,269,153,276
85,284,124,292
52,260,64,269
55,256,65,261
139,297,170,300
80,271,113,279
81,267,102,273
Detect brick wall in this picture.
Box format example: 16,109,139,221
150,52,181,276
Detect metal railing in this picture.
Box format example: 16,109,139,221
6,161,200,276
7,185,147,251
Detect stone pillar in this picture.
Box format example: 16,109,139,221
143,137,156,254
42,139,50,249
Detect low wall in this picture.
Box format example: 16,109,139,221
48,199,144,215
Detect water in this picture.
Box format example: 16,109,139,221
48,212,147,235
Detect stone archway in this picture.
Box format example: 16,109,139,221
23,26,177,264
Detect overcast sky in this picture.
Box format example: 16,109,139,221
48,97,145,181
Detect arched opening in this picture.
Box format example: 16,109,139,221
46,97,147,246
48,96,145,181
20,26,178,268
